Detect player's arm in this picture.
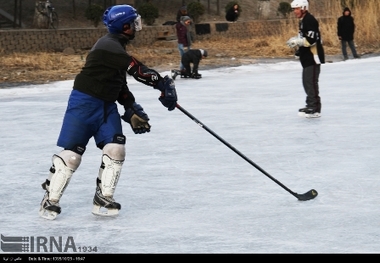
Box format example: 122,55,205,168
125,56,178,111
126,56,162,86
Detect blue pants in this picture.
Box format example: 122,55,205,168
57,90,123,152
177,43,190,70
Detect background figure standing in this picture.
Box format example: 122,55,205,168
286,0,324,118
176,5,188,22
176,16,192,71
225,4,240,22
337,7,360,60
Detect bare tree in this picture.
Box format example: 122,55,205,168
72,0,76,19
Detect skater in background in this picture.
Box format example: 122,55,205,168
337,7,360,60
181,49,208,79
286,0,324,118
176,16,192,72
225,4,240,22
39,4,177,220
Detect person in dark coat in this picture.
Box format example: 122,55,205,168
181,49,208,79
176,16,192,71
225,4,240,22
176,5,188,22
337,7,360,60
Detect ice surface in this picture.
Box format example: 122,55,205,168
0,56,379,253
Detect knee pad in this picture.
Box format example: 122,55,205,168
102,143,126,161
57,150,82,170
45,150,81,202
47,154,77,202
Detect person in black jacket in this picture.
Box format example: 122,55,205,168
181,49,208,79
286,0,324,118
225,4,240,22
337,7,360,60
38,5,178,220
176,5,189,22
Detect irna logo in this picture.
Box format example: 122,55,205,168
1,234,77,252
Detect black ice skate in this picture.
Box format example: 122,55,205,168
171,69,180,80
92,178,121,217
298,107,321,118
171,69,192,79
39,180,61,220
191,73,202,79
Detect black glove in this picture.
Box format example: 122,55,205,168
121,102,151,134
155,75,177,111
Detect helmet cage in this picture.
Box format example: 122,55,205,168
131,14,142,31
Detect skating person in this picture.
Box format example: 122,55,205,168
39,4,178,220
180,49,208,79
337,7,360,60
286,0,324,118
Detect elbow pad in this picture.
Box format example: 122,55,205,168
127,57,162,86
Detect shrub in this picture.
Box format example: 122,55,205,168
85,4,104,27
277,2,292,18
187,1,205,24
138,2,159,26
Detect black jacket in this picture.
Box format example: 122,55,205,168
181,49,203,73
73,33,161,103
225,7,239,22
298,12,325,68
337,8,355,41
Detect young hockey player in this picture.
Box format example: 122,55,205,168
39,4,178,220
286,0,324,118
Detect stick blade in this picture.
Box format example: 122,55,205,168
296,189,318,201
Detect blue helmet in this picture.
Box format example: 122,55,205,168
103,5,141,34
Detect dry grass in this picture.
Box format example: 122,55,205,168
1,0,380,86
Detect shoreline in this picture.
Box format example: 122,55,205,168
1,53,378,89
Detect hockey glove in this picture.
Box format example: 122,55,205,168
155,75,177,111
121,102,151,134
286,36,305,48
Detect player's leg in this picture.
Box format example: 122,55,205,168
39,147,84,220
92,103,126,216
39,90,95,220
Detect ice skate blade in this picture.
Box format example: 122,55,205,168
92,205,119,217
305,113,321,118
39,208,58,220
298,112,306,117
298,112,321,118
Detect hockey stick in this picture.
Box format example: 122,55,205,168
176,104,318,201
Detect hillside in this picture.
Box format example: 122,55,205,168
0,0,326,29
